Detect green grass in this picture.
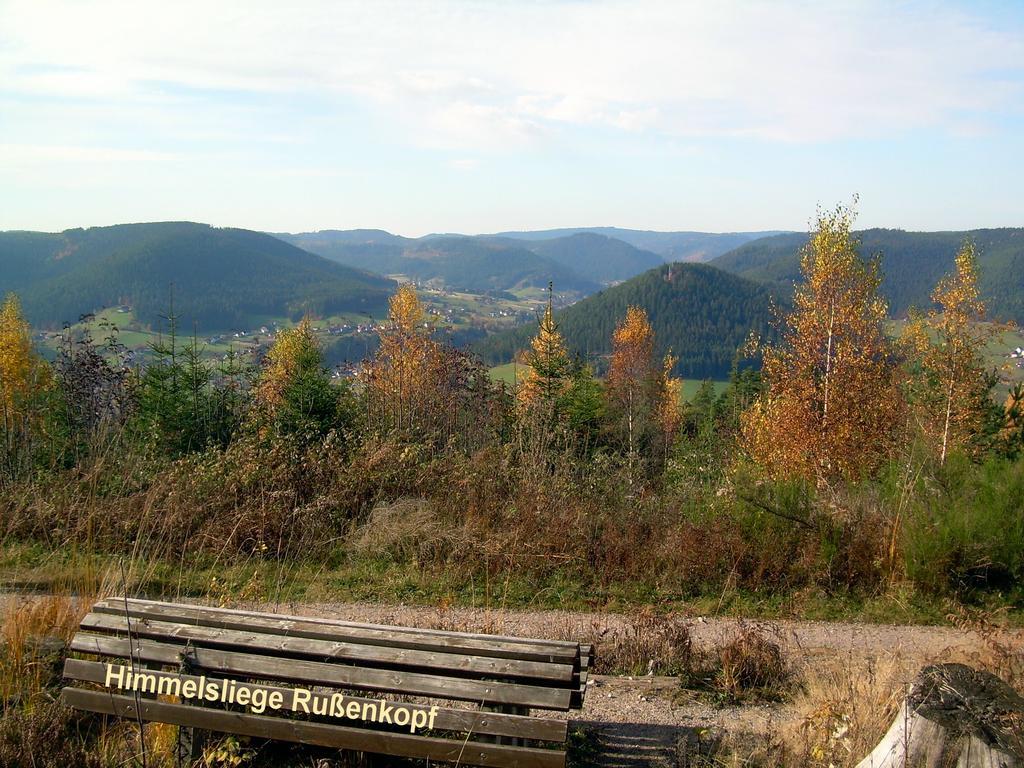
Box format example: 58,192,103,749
489,362,521,384
680,379,730,402
3,543,1016,626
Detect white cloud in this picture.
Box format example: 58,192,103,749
0,0,1021,150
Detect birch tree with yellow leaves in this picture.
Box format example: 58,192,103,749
903,242,998,463
365,283,503,448
741,204,903,482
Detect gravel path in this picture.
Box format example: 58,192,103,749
242,599,1015,765
264,599,995,662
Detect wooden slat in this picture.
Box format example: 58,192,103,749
94,599,578,664
63,659,568,744
80,612,572,684
70,633,572,710
95,599,580,654
61,688,566,768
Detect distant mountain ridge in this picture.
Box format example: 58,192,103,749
277,226,782,291
521,233,663,282
0,222,394,329
475,262,781,379
711,227,1024,323
278,231,601,293
487,227,788,262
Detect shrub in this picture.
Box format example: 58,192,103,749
592,609,696,676
716,623,792,702
903,453,1024,597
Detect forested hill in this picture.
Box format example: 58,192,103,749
474,263,780,379
276,228,776,287
522,233,663,282
0,222,395,329
712,228,1024,323
279,231,619,290
400,237,600,293
489,227,785,262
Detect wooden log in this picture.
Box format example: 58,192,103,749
856,664,1023,768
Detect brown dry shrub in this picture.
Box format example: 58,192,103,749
1,595,86,704
717,623,792,701
349,497,482,565
592,609,697,676
815,491,891,593
655,516,743,595
944,604,1024,691
0,595,108,768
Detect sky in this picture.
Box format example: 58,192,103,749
1,0,1023,236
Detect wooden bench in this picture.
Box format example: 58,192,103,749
61,598,592,768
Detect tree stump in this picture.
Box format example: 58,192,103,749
856,663,1023,768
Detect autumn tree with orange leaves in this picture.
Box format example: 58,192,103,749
903,242,999,463
606,306,681,479
0,293,53,482
364,284,444,436
742,203,903,482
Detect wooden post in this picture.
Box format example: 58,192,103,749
176,646,207,767
856,664,1023,768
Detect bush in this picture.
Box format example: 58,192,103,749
716,623,792,702
903,453,1024,598
592,609,696,676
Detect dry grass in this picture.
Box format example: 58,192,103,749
716,623,792,703
590,608,697,676
349,497,483,566
781,652,909,767
0,593,88,704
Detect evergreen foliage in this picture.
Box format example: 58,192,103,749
476,263,780,379
712,227,1024,324
0,223,394,330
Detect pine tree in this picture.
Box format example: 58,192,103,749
256,318,321,410
254,318,341,437
517,284,571,413
741,203,903,482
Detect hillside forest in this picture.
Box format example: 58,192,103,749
2,203,1023,620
